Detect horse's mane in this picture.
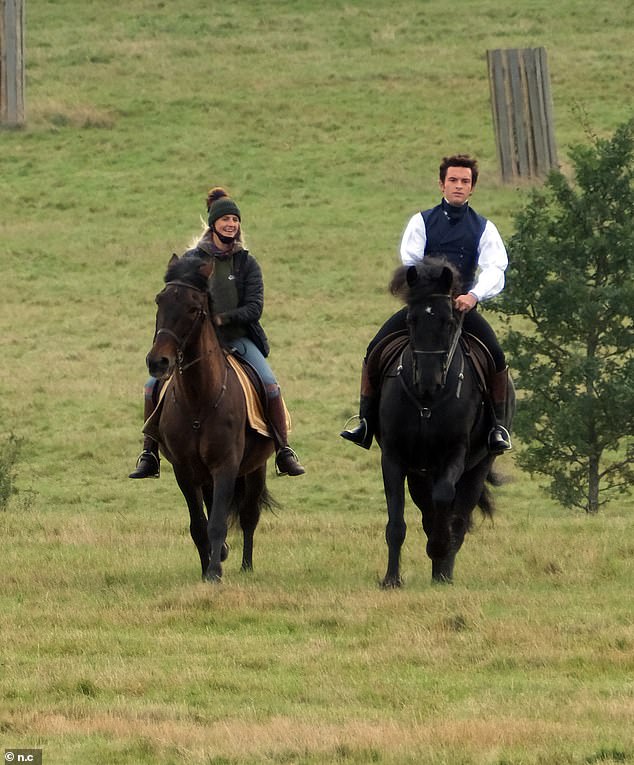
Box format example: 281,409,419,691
164,255,211,292
389,257,463,304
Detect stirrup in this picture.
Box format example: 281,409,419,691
275,446,306,477
340,416,373,450
488,426,512,455
128,450,160,479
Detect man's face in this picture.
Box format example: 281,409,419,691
439,166,473,206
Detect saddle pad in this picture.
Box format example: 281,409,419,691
226,354,292,437
461,332,495,393
366,331,408,387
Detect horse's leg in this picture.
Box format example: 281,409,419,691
238,467,266,572
173,472,209,578
203,470,238,583
423,443,470,583
406,471,440,575
409,471,456,582
435,455,495,582
432,442,468,507
380,454,407,588
201,484,230,564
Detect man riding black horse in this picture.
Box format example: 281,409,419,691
341,153,512,455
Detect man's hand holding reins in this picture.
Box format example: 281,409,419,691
454,292,478,312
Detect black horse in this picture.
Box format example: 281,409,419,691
375,260,514,586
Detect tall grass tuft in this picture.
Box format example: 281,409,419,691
0,432,22,511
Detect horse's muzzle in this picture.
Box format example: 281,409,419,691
413,355,444,398
146,351,173,380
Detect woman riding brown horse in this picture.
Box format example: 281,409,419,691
129,187,305,480
144,254,279,580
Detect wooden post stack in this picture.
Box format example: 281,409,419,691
0,0,25,126
487,47,557,183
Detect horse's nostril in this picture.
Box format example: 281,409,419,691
147,357,170,377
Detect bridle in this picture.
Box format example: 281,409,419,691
410,293,465,389
399,293,466,405
154,280,212,374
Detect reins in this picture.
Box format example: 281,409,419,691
411,303,464,388
155,280,215,375
396,295,466,415
153,278,230,413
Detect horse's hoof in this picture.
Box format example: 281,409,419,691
380,576,402,589
202,566,223,584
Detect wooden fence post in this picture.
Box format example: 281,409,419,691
0,0,25,126
487,47,557,183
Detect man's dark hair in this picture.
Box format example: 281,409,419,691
439,154,479,188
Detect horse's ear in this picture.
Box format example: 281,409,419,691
406,265,419,287
440,266,454,293
168,253,179,267
199,260,214,280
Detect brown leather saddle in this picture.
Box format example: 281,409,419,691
366,330,495,394
142,351,288,443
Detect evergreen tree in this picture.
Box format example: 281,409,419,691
493,118,634,513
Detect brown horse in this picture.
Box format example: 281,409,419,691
146,254,276,582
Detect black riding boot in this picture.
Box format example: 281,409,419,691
340,361,377,450
488,367,512,455
129,394,161,478
268,393,306,476
129,438,160,478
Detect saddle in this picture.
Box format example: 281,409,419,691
366,330,495,394
142,351,290,443
226,354,291,437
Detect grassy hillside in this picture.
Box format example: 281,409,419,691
1,1,633,763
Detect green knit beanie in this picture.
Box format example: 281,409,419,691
208,197,241,227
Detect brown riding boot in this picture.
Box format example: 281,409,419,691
488,366,512,455
340,360,377,449
267,393,305,476
129,393,161,478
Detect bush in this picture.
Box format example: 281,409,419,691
0,432,23,511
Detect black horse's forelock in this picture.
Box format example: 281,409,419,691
164,255,210,292
389,257,462,304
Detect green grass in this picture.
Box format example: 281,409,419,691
1,0,633,762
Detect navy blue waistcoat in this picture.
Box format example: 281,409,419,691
421,201,487,291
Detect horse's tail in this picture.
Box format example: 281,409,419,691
477,467,508,518
476,469,502,518
255,483,279,515
229,472,279,527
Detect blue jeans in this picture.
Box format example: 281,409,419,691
229,337,279,398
